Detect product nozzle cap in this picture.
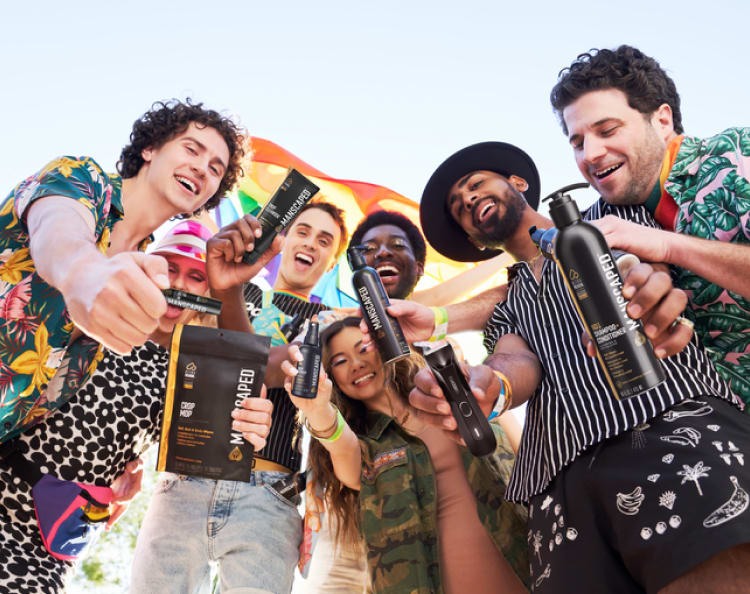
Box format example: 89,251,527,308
304,321,319,346
543,183,589,228
347,246,367,270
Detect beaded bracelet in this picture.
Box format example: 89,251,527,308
305,404,346,443
428,306,449,342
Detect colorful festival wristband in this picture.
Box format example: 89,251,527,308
488,370,512,419
428,306,449,342
308,405,346,443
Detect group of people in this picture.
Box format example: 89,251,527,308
0,44,748,594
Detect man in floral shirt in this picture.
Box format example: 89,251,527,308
0,99,245,442
551,45,750,409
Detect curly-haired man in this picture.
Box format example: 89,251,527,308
0,99,245,442
551,46,750,411
548,45,750,592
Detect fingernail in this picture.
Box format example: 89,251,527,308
622,286,634,299
231,410,238,418
655,348,666,359
628,303,641,318
443,418,454,428
232,421,240,429
645,324,656,338
438,403,450,414
255,228,262,237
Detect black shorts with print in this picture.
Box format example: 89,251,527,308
527,397,750,594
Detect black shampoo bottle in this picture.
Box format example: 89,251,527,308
545,183,665,399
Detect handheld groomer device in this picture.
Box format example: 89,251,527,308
416,341,497,456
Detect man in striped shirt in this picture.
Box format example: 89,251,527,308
395,141,750,592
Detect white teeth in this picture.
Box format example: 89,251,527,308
175,175,197,193
595,164,621,178
480,202,493,219
296,253,313,265
376,265,399,276
353,372,375,385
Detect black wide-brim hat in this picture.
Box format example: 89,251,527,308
420,141,540,262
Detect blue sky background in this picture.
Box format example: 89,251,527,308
2,0,748,215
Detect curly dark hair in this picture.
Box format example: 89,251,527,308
117,99,245,215
550,45,683,135
349,210,426,267
291,200,348,259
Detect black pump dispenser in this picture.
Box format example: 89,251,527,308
291,322,321,399
348,246,410,364
540,183,665,400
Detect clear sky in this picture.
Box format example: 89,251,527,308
2,0,748,216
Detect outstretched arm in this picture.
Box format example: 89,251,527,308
593,215,750,299
412,252,513,306
27,197,169,354
408,333,541,445
280,350,362,490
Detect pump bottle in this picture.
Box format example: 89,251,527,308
544,183,665,399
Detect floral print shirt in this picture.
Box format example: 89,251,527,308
0,156,138,441
663,128,750,407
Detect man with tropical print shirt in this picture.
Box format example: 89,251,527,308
0,100,247,442
551,45,750,408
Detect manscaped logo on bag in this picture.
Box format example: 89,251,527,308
229,446,243,461
184,361,198,389
230,368,257,448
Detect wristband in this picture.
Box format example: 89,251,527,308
306,405,346,443
428,306,449,342
488,370,512,419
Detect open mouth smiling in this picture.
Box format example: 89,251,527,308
353,372,375,385
473,198,496,226
295,253,314,266
593,163,623,180
175,175,199,195
376,264,400,280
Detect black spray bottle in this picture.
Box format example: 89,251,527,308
416,341,497,456
348,246,411,364
543,183,665,399
291,322,321,399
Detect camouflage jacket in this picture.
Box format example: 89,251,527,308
358,410,530,593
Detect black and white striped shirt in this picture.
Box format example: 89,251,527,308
244,283,327,471
484,201,735,503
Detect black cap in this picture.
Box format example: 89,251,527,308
347,245,367,270
420,142,540,262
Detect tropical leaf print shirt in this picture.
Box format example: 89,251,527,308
662,128,750,406
0,156,132,442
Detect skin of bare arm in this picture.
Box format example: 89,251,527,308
412,252,514,306
407,333,542,445
281,353,362,490
593,215,750,300
27,196,169,355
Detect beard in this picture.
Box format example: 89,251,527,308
390,267,420,300
470,186,527,250
604,125,667,205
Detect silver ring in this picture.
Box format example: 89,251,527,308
673,316,694,330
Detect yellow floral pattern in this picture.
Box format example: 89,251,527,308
0,156,128,442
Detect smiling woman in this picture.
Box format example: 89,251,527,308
280,317,530,594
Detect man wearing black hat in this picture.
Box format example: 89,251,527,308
394,141,750,593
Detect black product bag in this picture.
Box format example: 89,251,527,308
156,325,271,482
